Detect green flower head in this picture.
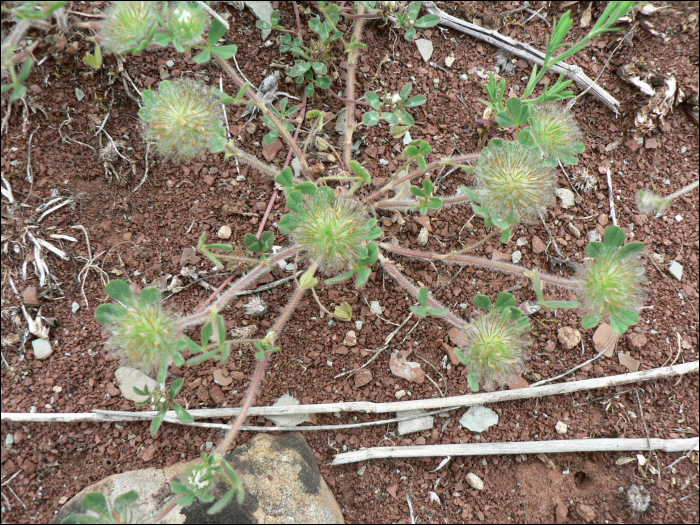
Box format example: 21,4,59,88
474,140,556,224
577,227,647,334
279,187,378,274
161,2,210,49
98,1,158,55
96,281,181,382
456,308,530,390
139,79,226,162
528,103,584,164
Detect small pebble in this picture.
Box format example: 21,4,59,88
555,421,568,435
511,250,522,264
370,301,382,315
466,472,484,491
217,225,232,239
557,327,581,350
395,389,407,400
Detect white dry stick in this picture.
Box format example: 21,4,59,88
331,437,699,465
606,167,618,226
421,1,621,113
3,362,696,423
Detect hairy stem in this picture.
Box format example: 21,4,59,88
378,242,583,289
176,247,298,329
214,54,310,175
375,191,474,211
343,4,366,168
378,251,469,330
365,154,480,203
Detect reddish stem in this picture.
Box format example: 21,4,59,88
329,88,369,106
293,1,304,45
342,4,366,168
364,154,480,203
256,93,308,237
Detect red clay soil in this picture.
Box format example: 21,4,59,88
1,2,698,523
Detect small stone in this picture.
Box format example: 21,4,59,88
343,330,357,347
5,434,13,447
370,301,382,315
466,472,484,491
460,405,499,433
577,503,596,523
213,369,232,386
415,39,434,62
209,385,225,404
555,187,575,208
532,236,546,254
587,229,601,242
354,369,372,388
395,389,407,400
627,332,647,350
445,56,455,67
558,326,581,350
555,502,568,523
115,367,159,403
23,286,41,307
668,261,683,281
217,225,232,239
262,138,283,162
264,393,312,427
357,465,367,476
417,227,429,246
512,250,522,264
397,409,434,435
491,249,511,262
355,320,363,331
32,338,53,360
644,137,658,149
618,352,640,372
593,323,619,357
544,339,557,352
555,421,568,435
519,301,541,316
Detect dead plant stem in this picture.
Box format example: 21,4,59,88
342,4,365,168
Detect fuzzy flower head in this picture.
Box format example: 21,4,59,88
96,280,181,382
98,1,158,55
160,2,210,50
278,187,380,274
577,226,647,334
528,103,584,164
455,293,531,391
139,79,226,162
474,139,556,224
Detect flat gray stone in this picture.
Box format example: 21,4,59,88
555,187,575,208
369,301,382,315
115,366,159,403
668,260,683,281
244,1,274,41
52,432,344,524
32,338,53,360
264,393,312,427
415,39,433,62
459,405,499,433
397,409,434,436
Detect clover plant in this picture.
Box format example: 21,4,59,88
56,1,645,522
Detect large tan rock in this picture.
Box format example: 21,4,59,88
52,432,344,524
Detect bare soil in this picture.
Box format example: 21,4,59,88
1,2,698,523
